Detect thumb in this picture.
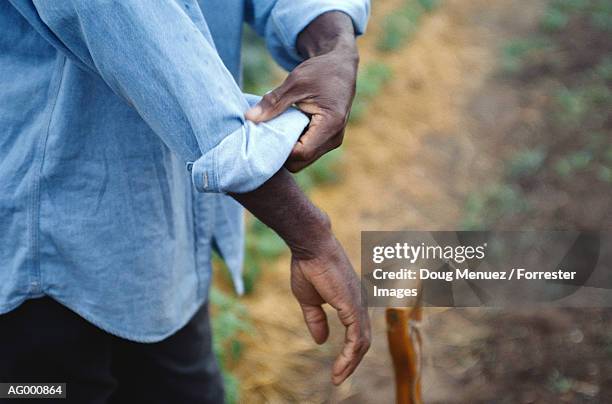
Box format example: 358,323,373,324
245,81,296,123
300,303,329,344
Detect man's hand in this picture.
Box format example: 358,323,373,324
245,11,359,172
290,231,371,385
231,169,370,385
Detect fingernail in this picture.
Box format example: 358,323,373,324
246,105,262,120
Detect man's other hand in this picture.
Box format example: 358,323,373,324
288,221,371,385
245,11,359,172
231,170,370,385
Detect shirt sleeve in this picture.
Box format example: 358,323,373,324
245,0,371,71
12,0,308,194
191,94,308,193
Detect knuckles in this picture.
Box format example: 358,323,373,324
261,91,280,108
356,336,370,351
351,332,371,355
327,110,348,132
290,146,317,164
298,147,317,162
362,337,372,353
332,132,345,149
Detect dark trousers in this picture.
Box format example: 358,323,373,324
0,297,224,404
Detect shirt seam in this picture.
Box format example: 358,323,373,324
190,182,204,299
29,55,66,295
270,9,296,58
213,143,221,193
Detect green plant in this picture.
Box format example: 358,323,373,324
377,14,413,52
554,87,590,128
242,219,285,294
554,150,594,177
541,7,570,31
605,146,612,163
544,0,612,32
357,63,393,98
598,165,612,182
584,82,612,106
377,5,423,52
301,148,343,186
501,37,555,74
350,62,392,122
587,132,607,150
376,0,440,52
242,26,276,94
506,148,547,178
552,0,590,13
591,0,612,31
461,184,528,229
547,369,574,394
417,0,441,12
595,56,612,81
377,8,419,52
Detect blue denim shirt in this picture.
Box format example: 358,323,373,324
0,0,369,342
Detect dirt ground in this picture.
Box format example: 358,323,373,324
227,0,611,402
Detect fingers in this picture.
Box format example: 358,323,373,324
286,134,342,172
291,238,370,385
300,303,330,344
331,307,371,385
302,246,371,385
245,78,297,123
285,113,345,173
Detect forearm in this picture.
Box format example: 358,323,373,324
230,169,332,258
296,11,358,59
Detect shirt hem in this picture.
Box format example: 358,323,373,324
0,293,208,343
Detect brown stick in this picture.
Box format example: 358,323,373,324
386,303,423,404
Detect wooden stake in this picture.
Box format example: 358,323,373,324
386,302,423,404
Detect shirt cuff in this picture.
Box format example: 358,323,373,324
269,0,370,70
189,95,309,194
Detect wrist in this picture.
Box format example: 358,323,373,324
297,11,357,59
231,169,338,260
301,31,357,59
285,209,336,260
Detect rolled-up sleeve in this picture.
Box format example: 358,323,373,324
191,95,308,193
13,0,308,194
246,0,371,71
